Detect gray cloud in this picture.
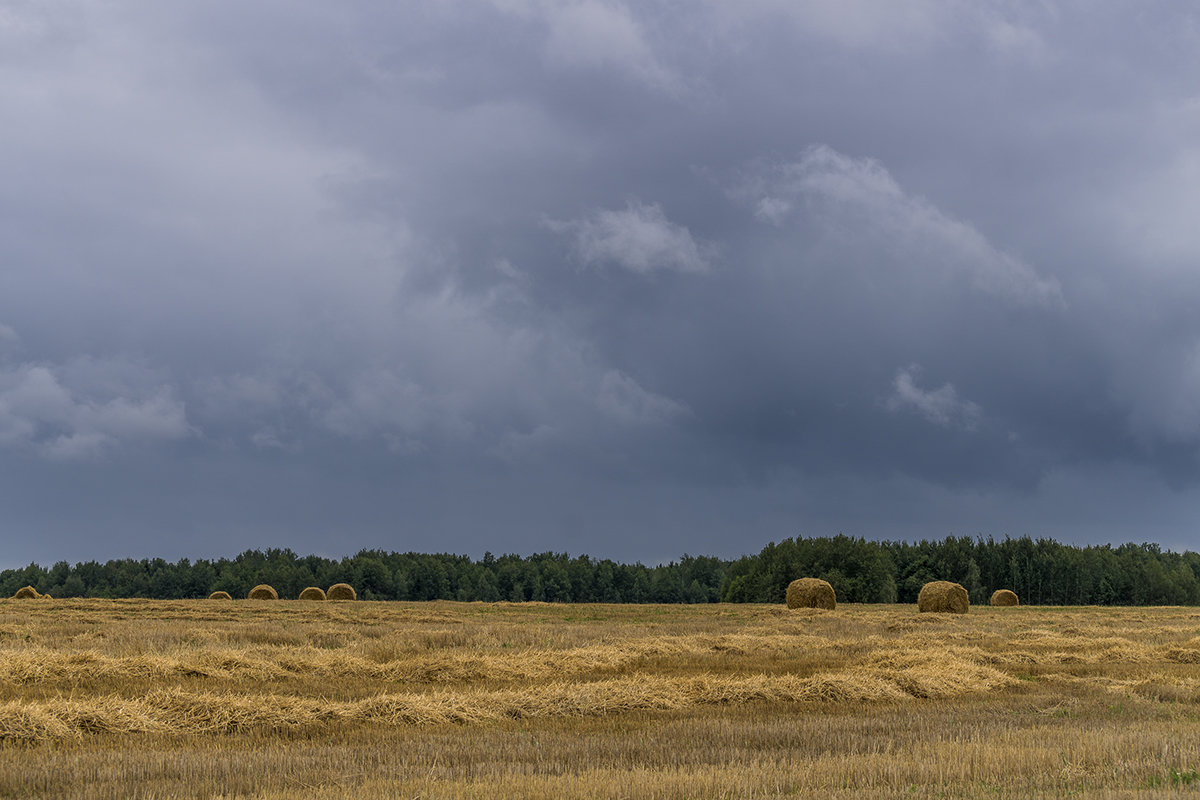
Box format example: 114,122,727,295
3,1,1200,564
885,366,981,432
0,324,18,355
596,370,690,425
733,146,1063,307
547,200,712,274
0,356,190,460
540,0,681,95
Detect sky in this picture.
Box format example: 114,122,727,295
3,1,1200,567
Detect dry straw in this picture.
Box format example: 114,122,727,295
990,589,1019,607
0,632,830,687
11,586,40,599
327,583,357,601
247,585,279,600
0,655,1016,741
298,587,327,601
785,578,836,610
917,581,969,614
208,591,232,600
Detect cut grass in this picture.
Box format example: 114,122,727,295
1,600,1199,798
0,658,1016,741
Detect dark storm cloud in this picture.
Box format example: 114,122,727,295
4,1,1200,565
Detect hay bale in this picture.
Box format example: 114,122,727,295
917,581,969,613
12,586,40,599
785,577,836,610
298,586,327,601
247,584,278,600
208,591,232,600
326,583,357,601
990,588,1019,607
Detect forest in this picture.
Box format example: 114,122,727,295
2,535,1198,605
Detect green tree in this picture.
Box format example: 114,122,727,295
476,570,501,602
964,558,985,604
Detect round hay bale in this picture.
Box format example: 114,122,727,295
247,584,278,600
326,583,357,601
990,588,1019,607
917,580,969,613
208,590,232,600
12,586,40,599
298,586,327,601
785,577,836,610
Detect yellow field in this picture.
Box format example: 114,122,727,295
1,600,1198,799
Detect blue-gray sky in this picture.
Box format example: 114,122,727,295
3,1,1200,567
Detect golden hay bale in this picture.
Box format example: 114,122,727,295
785,578,836,610
298,586,327,601
918,581,969,614
990,589,1019,607
12,586,40,599
327,583,357,601
247,584,279,600
208,591,232,600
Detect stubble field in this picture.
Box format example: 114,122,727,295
1,599,1199,799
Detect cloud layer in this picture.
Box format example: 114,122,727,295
3,1,1200,564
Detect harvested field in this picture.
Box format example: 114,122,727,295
1,600,1199,798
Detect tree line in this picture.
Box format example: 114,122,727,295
720,535,1200,606
0,549,724,604
2,535,1198,605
